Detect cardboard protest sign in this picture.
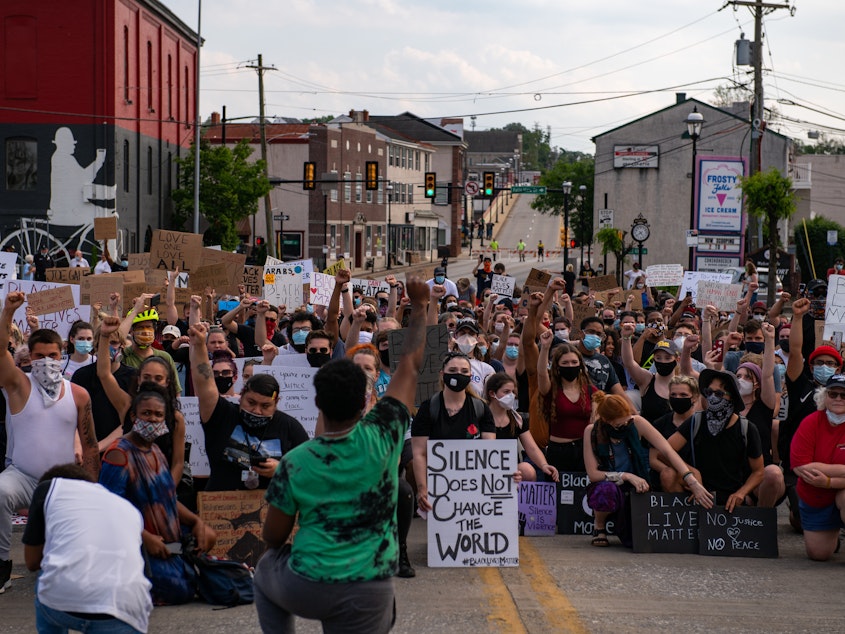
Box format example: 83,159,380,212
200,248,247,295
645,264,684,287
45,267,88,284
26,285,75,316
824,275,845,340
242,266,263,297
524,268,552,294
149,229,203,272
491,274,515,299
93,216,118,240
630,492,699,554
309,272,336,306
590,274,619,292
178,396,209,478
555,472,615,536
323,258,346,275
678,272,732,304
570,302,597,339
518,482,557,536
2,280,87,339
0,251,17,294
80,273,124,307
263,266,302,307
593,287,623,306
189,263,231,294
198,490,268,567
621,288,644,310
427,439,519,567
127,253,149,270
252,365,319,437
698,506,778,558
696,281,743,311
123,282,148,305
388,325,450,407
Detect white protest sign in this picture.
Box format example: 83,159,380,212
491,274,515,298
309,272,335,306
427,439,520,568
0,251,18,291
263,263,302,307
350,277,389,298
824,275,845,340
253,365,319,437
266,257,313,283
696,281,743,311
677,271,732,304
178,396,210,478
645,264,684,287
271,353,311,367
1,280,88,339
233,356,262,395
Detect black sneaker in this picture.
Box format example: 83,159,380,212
0,559,11,594
397,546,415,578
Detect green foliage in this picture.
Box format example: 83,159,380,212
595,227,628,282
794,215,845,282
171,139,271,251
710,83,752,108
794,133,845,155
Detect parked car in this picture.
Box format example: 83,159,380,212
721,266,783,299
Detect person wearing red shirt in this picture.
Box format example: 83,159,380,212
826,257,845,280
791,374,845,561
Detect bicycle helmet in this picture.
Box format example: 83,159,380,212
132,308,159,325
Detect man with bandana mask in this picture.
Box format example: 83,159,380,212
0,291,100,593
667,369,765,512
189,321,308,491
119,296,182,393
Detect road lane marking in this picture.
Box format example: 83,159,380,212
520,538,589,634
477,567,527,633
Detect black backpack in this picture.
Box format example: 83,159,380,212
688,411,749,468
428,393,485,424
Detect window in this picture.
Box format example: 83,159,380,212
425,154,430,172
5,138,37,191
377,180,383,204
184,66,189,127
343,171,351,202
366,226,372,251
147,41,154,111
401,148,406,169
167,54,172,118
388,145,394,167
330,225,336,248
330,170,338,202
355,172,362,203
415,150,420,170
400,183,406,204
343,225,351,254
123,27,130,102
123,140,130,192
408,183,413,205
366,187,373,204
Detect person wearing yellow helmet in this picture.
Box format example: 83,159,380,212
120,295,182,393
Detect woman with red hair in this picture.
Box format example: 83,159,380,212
583,391,713,547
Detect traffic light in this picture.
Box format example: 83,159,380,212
424,172,436,198
483,172,495,197
365,161,378,190
255,237,265,247
559,227,568,247
570,238,579,249
303,162,316,190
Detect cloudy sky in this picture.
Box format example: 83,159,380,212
166,0,844,154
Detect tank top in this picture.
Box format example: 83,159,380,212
4,375,78,479
639,375,671,423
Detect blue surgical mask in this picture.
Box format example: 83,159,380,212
612,319,620,330
74,340,94,355
434,276,445,285
121,260,129,267
505,345,519,360
814,365,836,385
477,345,488,357
583,334,602,351
306,304,314,314
292,330,308,345
744,341,764,354
775,364,786,380
635,323,645,334
354,298,362,307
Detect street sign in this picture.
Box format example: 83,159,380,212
511,185,547,194
828,230,838,246
628,247,648,255
464,181,480,196
598,209,614,229
273,214,290,221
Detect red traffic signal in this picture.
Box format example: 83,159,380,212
255,237,265,247
569,238,578,249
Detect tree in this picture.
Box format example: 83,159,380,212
793,215,845,282
710,83,752,108
739,167,797,306
171,139,272,250
595,227,628,284
793,132,845,155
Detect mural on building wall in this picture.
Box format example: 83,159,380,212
47,127,115,225
6,138,37,191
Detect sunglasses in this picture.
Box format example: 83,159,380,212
827,391,845,401
703,388,727,399
307,347,330,354
213,370,234,378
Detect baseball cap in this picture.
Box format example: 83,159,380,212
654,339,680,356
809,345,843,366
434,267,446,276
751,301,767,313
455,318,480,335
825,374,845,389
162,325,181,338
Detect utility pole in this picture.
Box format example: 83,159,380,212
247,54,277,257
728,1,794,252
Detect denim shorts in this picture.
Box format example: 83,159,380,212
798,499,845,532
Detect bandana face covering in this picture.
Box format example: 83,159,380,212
241,409,272,429
132,418,169,442
30,358,64,407
705,392,734,435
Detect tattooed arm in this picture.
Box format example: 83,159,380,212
188,321,218,422
72,385,100,478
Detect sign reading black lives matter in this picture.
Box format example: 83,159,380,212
426,440,519,568
630,492,699,554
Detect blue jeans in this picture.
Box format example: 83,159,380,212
35,596,142,634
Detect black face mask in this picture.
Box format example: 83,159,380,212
241,409,272,429
379,349,390,369
608,422,631,439
215,376,234,394
669,396,693,415
307,352,332,368
779,340,790,353
558,366,581,382
443,373,472,392
603,318,615,326
654,360,677,377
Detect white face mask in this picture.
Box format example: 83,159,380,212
752,314,765,322
357,331,373,344
494,322,505,334
673,336,686,350
555,329,570,341
30,358,64,407
496,393,517,411
737,378,755,396
456,334,477,355
827,410,845,426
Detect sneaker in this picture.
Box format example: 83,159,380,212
397,546,415,578
0,559,11,594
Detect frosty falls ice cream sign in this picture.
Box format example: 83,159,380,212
696,158,746,233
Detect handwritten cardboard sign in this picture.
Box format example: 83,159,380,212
570,302,597,339
678,272,732,304
242,266,263,298
630,492,699,554
427,439,519,567
590,274,619,292
251,365,319,437
26,285,76,316
524,268,552,294
698,506,778,558
696,281,743,311
491,274,515,299
310,272,336,307
198,490,268,567
200,248,247,295
93,216,118,240
621,288,644,310
45,267,88,284
322,258,346,275
388,325,450,408
518,482,557,536
350,277,390,298
0,251,17,294
189,263,231,294
2,280,87,339
127,253,149,271
149,229,204,272
645,264,684,287
263,264,302,307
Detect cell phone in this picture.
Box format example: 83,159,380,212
250,455,265,466
712,339,725,362
149,293,161,307
686,291,692,298
165,542,182,555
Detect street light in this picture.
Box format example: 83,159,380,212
685,106,704,271
562,181,572,273
386,183,393,270
578,184,587,271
